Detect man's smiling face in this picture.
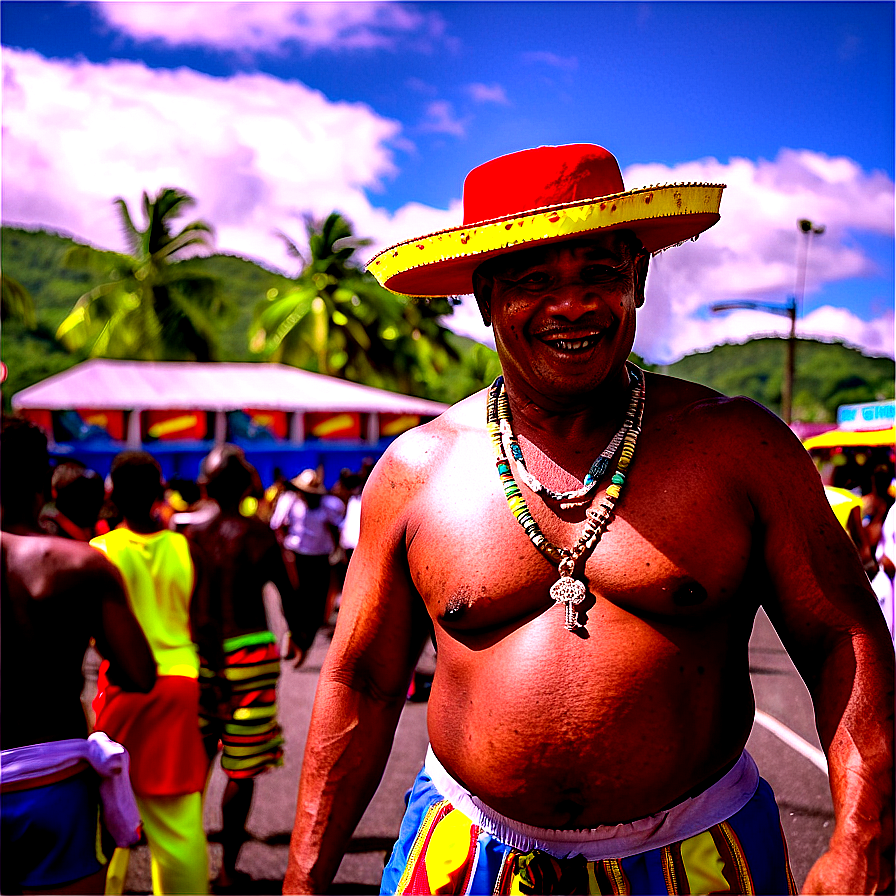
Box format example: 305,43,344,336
474,232,648,403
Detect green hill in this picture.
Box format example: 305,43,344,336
660,338,894,422
2,225,892,421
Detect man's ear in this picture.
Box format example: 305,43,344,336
472,271,493,326
633,252,650,308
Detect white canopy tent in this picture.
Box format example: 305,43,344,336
12,359,448,446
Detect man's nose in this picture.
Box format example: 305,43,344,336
543,278,606,320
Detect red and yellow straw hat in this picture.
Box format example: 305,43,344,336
368,143,725,298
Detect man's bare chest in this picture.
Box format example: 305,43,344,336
405,434,756,632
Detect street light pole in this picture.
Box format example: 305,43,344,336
711,218,823,426
784,220,825,423
781,293,798,427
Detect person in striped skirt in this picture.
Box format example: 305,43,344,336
185,444,301,891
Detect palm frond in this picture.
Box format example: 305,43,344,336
1,274,37,329
114,197,144,257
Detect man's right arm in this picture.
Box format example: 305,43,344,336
283,446,431,894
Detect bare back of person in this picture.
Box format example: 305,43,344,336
1,534,154,749
185,511,281,641
353,372,812,830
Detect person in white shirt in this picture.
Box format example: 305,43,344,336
872,499,896,639
271,469,345,659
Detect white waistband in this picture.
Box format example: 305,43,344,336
424,746,759,861
1,732,143,848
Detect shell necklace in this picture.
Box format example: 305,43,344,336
486,364,645,630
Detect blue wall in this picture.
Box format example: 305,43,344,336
50,439,393,488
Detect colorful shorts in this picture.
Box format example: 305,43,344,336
1,766,104,890
382,749,796,895
200,631,284,779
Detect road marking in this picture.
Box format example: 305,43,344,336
755,709,828,775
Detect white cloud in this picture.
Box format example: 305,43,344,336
625,151,895,362
1,47,424,274
465,82,510,105
417,100,467,138
93,1,449,55
521,51,578,72
405,76,438,96
1,49,891,362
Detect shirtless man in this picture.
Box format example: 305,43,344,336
1,416,156,894
284,144,894,895
184,444,300,890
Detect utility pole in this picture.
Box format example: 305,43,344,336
786,219,825,424
711,219,824,425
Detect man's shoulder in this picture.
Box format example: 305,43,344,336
4,532,118,590
7,531,104,563
648,372,782,426
373,389,486,483
362,392,485,503
646,371,805,465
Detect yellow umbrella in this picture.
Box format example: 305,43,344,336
803,427,895,451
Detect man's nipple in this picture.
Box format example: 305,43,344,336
672,580,708,607
443,594,469,622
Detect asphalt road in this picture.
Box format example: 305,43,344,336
108,597,834,895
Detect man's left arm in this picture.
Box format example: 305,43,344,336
743,403,894,894
187,538,226,676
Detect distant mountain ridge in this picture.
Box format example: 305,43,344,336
2,225,892,422
657,337,893,423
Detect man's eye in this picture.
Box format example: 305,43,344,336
498,271,549,289
584,264,626,282
516,272,550,286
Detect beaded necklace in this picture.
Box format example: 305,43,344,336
505,369,643,509
486,363,645,631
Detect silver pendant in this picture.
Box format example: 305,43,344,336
550,575,586,630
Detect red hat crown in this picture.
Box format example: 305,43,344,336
462,144,625,226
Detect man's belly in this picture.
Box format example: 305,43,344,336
427,607,754,829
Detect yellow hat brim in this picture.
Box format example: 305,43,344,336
368,183,724,297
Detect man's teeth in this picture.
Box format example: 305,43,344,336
551,337,597,351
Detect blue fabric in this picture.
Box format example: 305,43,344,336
1,769,103,889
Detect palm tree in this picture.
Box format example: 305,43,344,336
1,274,37,330
56,188,225,361
250,212,459,396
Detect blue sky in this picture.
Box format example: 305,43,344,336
2,1,893,362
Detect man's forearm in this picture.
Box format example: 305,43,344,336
805,630,895,893
284,676,407,894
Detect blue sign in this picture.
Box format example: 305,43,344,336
837,401,895,430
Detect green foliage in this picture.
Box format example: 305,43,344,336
665,337,894,421
433,333,503,404
54,189,225,361
1,318,80,411
1,227,100,331
1,273,37,329
3,224,892,420
249,212,464,399
0,223,496,408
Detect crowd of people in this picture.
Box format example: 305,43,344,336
4,415,891,896
817,445,896,636
0,414,374,895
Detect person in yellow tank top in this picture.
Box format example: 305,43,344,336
824,485,876,576
91,452,212,895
